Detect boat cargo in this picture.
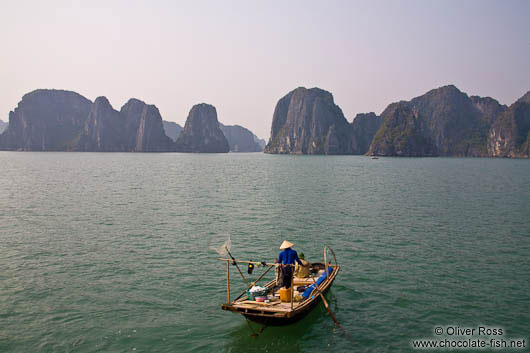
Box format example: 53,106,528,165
220,246,339,325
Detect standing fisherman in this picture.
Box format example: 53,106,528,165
276,240,303,288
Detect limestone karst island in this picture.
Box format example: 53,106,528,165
1,86,529,158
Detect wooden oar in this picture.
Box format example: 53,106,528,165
309,272,347,335
225,247,250,287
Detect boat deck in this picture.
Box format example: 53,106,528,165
230,275,321,312
222,264,340,324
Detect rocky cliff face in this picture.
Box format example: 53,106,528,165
0,90,175,152
369,85,507,157
369,103,437,156
488,93,530,158
120,99,175,152
0,89,92,151
219,123,263,152
79,97,174,152
265,87,355,154
78,96,128,151
470,96,508,125
0,119,7,134
175,104,229,153
162,121,183,142
351,113,382,155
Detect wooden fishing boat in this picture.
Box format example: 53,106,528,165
220,246,340,325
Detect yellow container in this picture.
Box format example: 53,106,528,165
280,287,292,302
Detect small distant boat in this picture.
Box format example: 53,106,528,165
220,246,340,325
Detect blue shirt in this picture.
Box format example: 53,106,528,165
278,248,302,265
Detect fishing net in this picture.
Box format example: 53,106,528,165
210,234,231,256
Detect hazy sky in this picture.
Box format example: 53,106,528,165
1,0,529,139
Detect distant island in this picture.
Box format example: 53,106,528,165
265,86,530,158
219,123,265,153
264,87,383,155
265,87,357,154
174,103,229,153
162,120,264,153
0,89,264,153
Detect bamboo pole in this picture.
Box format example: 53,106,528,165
291,269,294,311
219,257,295,301
218,258,278,267
226,260,230,303
234,265,275,301
324,247,328,276
224,250,250,287
326,246,338,266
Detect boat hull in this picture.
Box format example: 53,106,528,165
242,281,333,325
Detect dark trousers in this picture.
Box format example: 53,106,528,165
281,265,293,289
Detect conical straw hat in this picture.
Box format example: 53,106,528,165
279,240,294,250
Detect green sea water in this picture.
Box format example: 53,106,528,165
0,152,529,353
